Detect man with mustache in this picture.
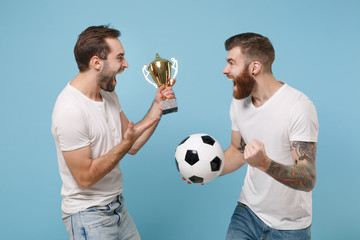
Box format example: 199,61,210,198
51,25,175,239
221,33,319,240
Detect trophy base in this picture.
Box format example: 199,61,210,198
161,98,178,115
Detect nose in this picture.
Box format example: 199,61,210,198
223,65,229,75
122,58,129,68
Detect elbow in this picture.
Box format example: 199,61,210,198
77,181,94,190
304,172,317,192
76,177,95,190
124,140,139,155
309,175,317,192
128,148,140,155
78,180,93,190
304,186,314,192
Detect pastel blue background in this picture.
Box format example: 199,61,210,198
1,0,359,239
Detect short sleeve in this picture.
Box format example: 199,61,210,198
289,99,319,142
53,107,90,151
230,99,239,131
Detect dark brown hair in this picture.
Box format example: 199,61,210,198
225,33,275,72
74,25,120,72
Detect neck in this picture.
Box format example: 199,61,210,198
70,71,103,101
251,72,283,107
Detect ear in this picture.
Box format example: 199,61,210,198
249,61,262,76
89,56,103,71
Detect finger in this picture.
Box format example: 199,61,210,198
182,177,186,181
160,85,166,90
161,87,175,95
252,139,264,151
247,139,256,147
169,78,176,87
246,140,255,150
163,86,174,92
251,140,262,149
165,90,175,97
244,147,249,159
162,92,175,99
244,145,254,159
158,85,166,93
250,142,263,156
187,181,192,184
247,144,256,156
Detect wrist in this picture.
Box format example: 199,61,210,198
121,138,133,151
262,157,272,172
151,100,163,117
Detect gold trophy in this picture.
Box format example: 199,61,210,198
142,53,178,114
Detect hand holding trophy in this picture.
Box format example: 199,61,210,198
142,53,178,115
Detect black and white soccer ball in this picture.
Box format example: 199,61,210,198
175,133,224,184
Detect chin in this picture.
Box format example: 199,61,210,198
233,91,250,100
108,85,116,92
101,85,116,92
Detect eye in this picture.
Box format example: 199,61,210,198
117,54,125,61
227,59,235,66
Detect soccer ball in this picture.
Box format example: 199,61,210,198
175,133,224,184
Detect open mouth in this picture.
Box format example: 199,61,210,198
232,80,237,91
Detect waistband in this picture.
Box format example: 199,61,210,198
62,193,124,219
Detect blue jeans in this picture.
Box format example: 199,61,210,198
226,202,311,240
63,194,141,240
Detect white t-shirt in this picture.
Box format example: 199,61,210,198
230,83,319,230
51,83,124,215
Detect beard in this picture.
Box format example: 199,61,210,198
98,74,115,92
98,63,117,92
233,68,255,99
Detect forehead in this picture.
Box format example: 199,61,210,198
227,46,245,62
105,37,124,55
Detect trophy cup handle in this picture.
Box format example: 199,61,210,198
170,57,178,85
142,65,158,88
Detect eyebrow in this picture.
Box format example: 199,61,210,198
227,58,235,63
116,53,124,58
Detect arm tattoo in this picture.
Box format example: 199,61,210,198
291,141,316,164
238,137,246,153
266,141,317,192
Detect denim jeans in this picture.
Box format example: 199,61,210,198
226,202,311,240
63,194,141,240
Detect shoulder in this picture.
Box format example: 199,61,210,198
52,85,87,124
54,84,81,106
274,84,316,116
283,84,314,105
285,85,319,141
283,85,316,114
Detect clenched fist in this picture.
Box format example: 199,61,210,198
244,139,271,172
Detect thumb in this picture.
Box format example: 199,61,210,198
169,78,176,87
158,85,166,92
128,121,134,130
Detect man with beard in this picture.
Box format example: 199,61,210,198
51,25,175,239
221,33,319,240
